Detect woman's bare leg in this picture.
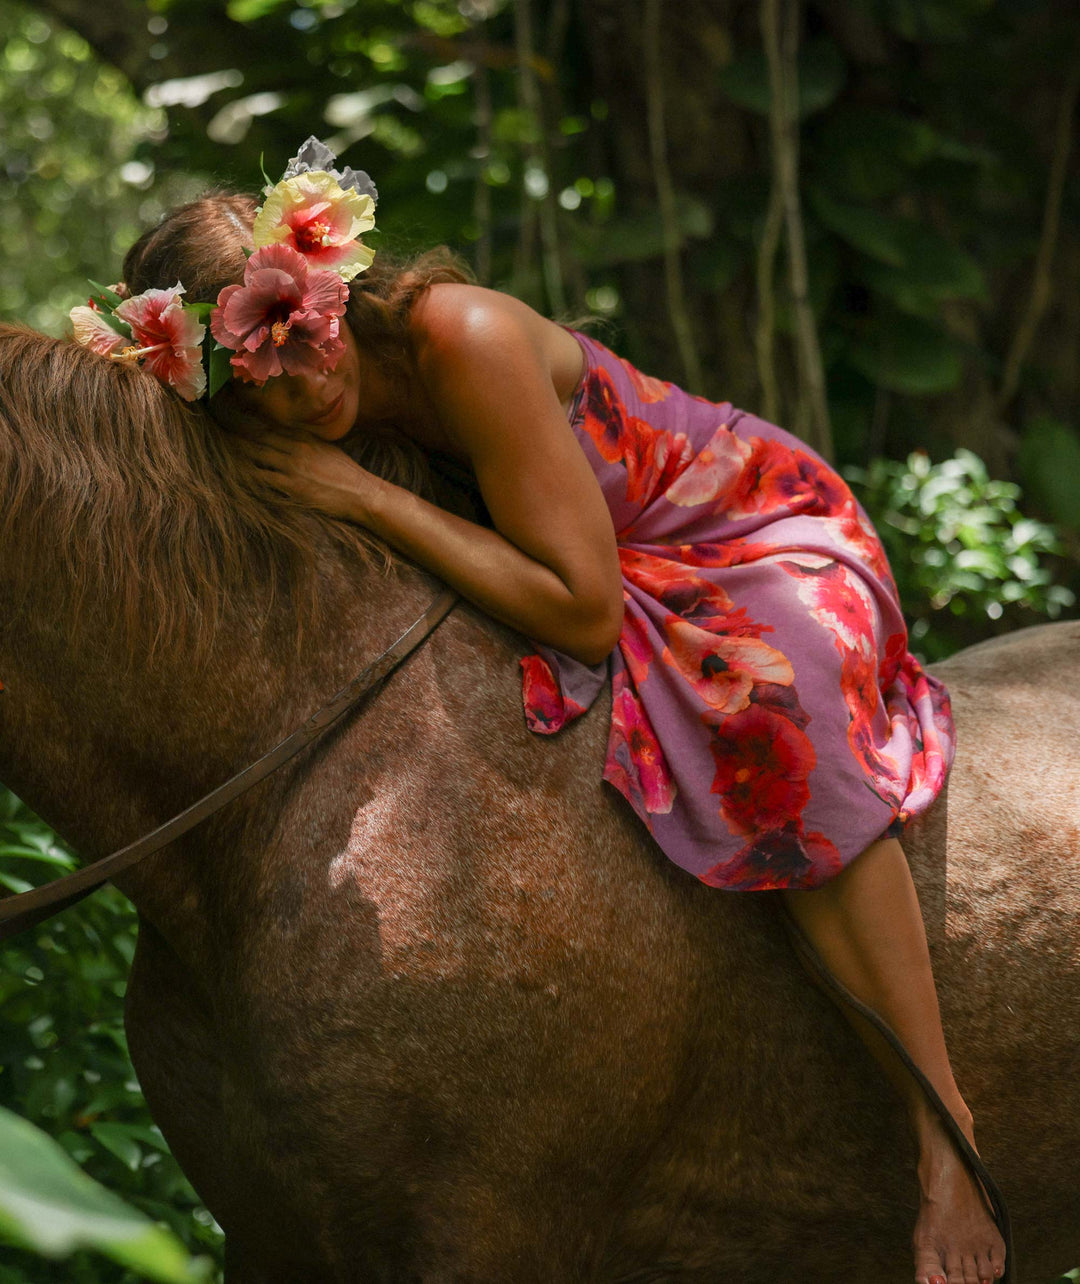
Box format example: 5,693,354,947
781,835,1005,1284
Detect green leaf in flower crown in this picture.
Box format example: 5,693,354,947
848,313,965,395
95,310,134,340
187,302,216,320
208,344,233,399
87,280,124,310
0,1106,209,1282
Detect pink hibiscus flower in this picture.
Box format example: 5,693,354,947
253,171,376,281
114,284,207,401
211,244,348,386
663,617,793,714
69,305,128,358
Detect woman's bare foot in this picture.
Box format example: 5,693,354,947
912,1107,1006,1284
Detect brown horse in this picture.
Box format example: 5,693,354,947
1,326,1077,1282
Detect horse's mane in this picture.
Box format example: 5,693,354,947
0,324,381,666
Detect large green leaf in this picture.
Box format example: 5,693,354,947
717,38,846,119
848,313,966,395
0,1107,209,1282
808,187,909,266
1018,417,1080,534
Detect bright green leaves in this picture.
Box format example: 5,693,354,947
849,449,1075,657
0,1107,211,1282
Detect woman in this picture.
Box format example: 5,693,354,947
113,168,1002,1284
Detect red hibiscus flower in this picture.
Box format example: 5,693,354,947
69,305,128,359
210,243,348,386
113,283,207,401
664,618,793,714
705,703,816,835
520,654,584,734
605,681,676,816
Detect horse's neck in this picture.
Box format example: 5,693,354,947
0,558,438,942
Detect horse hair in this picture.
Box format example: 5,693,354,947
0,324,382,668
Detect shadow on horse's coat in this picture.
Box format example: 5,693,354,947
0,326,1077,1281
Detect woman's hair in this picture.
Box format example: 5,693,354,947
121,191,477,502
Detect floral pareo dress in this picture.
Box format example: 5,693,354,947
521,332,954,892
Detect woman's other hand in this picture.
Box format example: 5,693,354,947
233,428,377,521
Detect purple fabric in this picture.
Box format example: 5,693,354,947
521,332,954,891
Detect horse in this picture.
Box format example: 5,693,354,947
0,325,1077,1283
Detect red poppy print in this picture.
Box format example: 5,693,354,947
665,424,750,508
618,354,674,404
620,550,749,632
619,602,653,685
700,824,842,891
606,678,677,817
521,655,585,734
725,437,852,520
779,555,877,653
520,332,954,892
676,539,781,570
580,367,693,505
705,704,817,837
664,618,794,715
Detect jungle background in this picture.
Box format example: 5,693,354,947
1,0,1078,1278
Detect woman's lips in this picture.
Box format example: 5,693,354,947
306,391,344,425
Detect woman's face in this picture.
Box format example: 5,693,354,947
226,323,362,441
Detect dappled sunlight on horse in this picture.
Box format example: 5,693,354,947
0,327,1077,1282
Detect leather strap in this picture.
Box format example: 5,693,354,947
0,588,459,943
782,906,1013,1283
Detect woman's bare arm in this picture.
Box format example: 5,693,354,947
240,289,624,665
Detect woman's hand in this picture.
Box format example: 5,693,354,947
233,429,376,523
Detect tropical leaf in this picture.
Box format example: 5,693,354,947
0,1107,210,1282
848,313,966,395
717,38,847,119
1018,417,1080,534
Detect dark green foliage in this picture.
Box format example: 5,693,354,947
0,793,225,1282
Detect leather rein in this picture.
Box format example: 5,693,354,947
0,587,459,944
0,584,1013,1278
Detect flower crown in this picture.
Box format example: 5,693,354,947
69,138,377,401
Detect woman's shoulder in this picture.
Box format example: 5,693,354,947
409,283,584,403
